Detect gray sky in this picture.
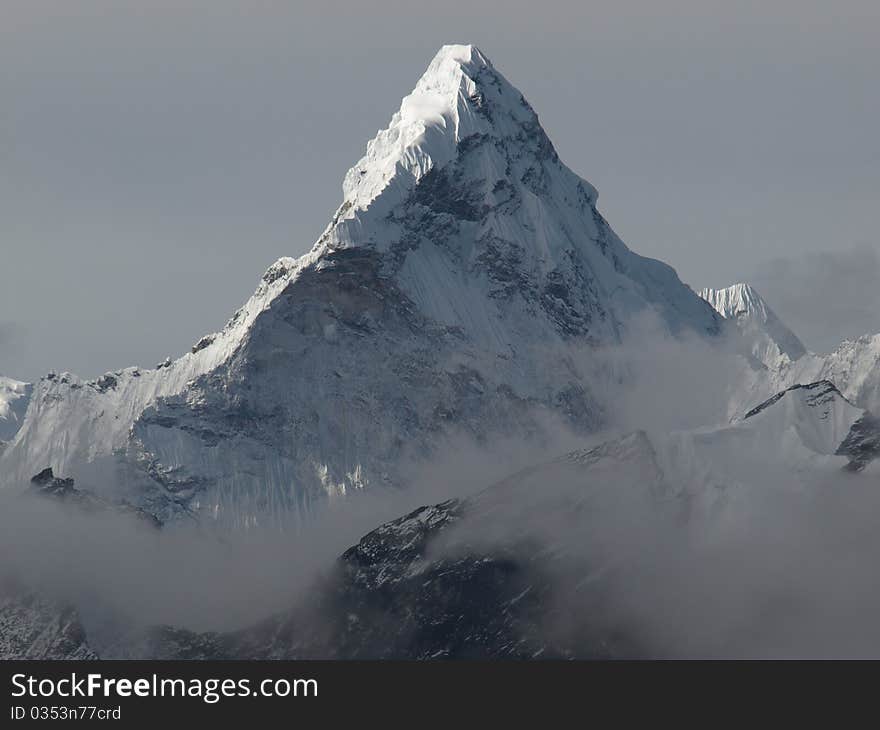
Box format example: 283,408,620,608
2,0,878,380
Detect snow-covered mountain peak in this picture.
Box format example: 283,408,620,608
700,282,806,363
699,283,764,319
2,46,721,525
335,44,512,212
319,42,595,255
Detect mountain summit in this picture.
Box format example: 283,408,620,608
700,282,806,364
2,45,719,526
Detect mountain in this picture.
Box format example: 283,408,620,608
0,376,31,445
699,283,806,365
700,283,880,419
0,45,719,527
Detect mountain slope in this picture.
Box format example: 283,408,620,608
0,376,31,445
1,45,719,527
676,380,872,481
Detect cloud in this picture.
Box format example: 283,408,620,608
1,308,877,658
749,246,880,353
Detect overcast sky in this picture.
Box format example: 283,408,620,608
2,1,878,379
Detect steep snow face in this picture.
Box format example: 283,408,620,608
1,45,720,527
0,376,31,444
803,334,880,413
646,381,879,526
742,381,861,450
691,381,864,473
699,283,806,365
317,44,719,343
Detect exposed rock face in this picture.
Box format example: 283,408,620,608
836,412,880,472
1,45,719,527
0,584,97,660
30,466,75,493
27,467,162,528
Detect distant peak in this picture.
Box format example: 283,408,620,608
699,282,767,319
700,282,807,362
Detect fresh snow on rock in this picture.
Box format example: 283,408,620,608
0,587,97,660
799,334,880,414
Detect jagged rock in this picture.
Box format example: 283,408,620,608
29,467,75,495
191,334,216,354
0,581,97,660
27,468,162,529
836,412,880,472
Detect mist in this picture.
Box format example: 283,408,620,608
0,422,586,643
411,319,880,658
749,245,880,353
2,311,878,658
